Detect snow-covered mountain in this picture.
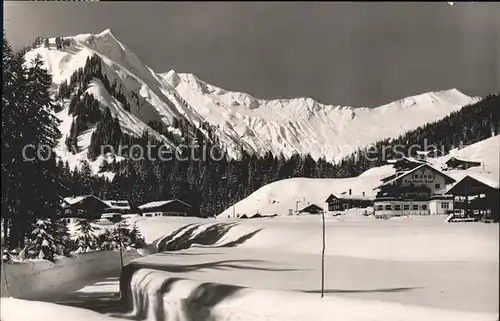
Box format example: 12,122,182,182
25,29,480,169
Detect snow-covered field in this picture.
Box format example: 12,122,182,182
0,250,140,299
126,215,498,319
3,215,497,321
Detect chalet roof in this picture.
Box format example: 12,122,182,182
63,196,87,205
138,199,192,210
298,203,323,212
103,200,130,209
62,195,107,206
386,157,424,165
446,173,499,195
326,193,374,201
416,150,444,157
445,156,482,165
374,163,456,190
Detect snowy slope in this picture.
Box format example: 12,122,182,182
25,29,480,171
217,176,383,219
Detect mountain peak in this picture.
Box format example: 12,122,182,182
98,28,114,37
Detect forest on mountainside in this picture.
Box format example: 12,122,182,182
64,90,499,217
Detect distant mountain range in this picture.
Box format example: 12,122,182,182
25,29,480,169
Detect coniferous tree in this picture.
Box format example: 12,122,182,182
74,220,98,252
26,219,58,262
54,218,73,255
2,38,62,248
129,224,146,248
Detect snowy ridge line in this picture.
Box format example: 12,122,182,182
26,29,480,168
115,267,495,321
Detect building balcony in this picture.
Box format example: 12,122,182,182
376,186,431,201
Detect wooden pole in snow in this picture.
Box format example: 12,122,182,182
321,209,326,298
118,223,124,269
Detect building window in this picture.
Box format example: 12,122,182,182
441,202,449,209
376,205,383,211
394,205,401,210
412,205,419,210
384,205,392,211
403,204,410,210
435,183,440,189
421,204,428,210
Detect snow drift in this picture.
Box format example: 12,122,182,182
114,259,497,321
0,250,140,299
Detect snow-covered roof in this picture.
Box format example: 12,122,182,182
102,200,130,209
63,196,87,205
386,157,424,165
298,203,323,212
374,163,456,190
62,195,104,206
337,194,374,201
445,156,482,164
138,199,192,210
447,173,499,192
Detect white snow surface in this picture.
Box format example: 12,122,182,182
48,215,495,321
25,29,480,171
1,298,123,321
0,250,140,299
2,214,498,321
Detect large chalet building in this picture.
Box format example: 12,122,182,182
373,163,456,219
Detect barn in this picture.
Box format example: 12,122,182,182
138,199,194,217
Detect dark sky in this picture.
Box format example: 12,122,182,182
4,2,499,107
